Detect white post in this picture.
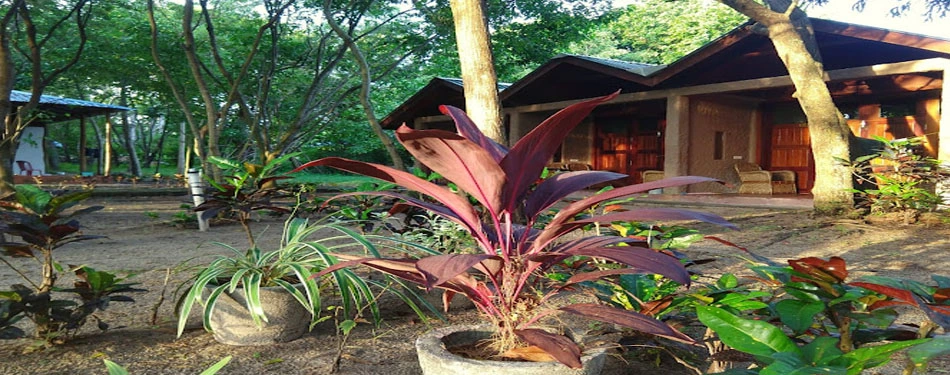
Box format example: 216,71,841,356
187,168,209,231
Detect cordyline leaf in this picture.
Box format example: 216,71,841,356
514,329,582,368
561,304,695,344
640,297,674,317
500,91,619,213
535,207,734,253
395,125,506,217
0,244,34,257
535,176,726,247
440,105,508,162
415,254,498,291
313,255,479,298
562,268,652,287
292,157,482,236
524,170,627,218
562,247,690,286
500,345,556,362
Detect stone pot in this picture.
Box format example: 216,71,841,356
416,324,606,375
207,285,311,345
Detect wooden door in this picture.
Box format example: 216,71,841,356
595,117,664,184
596,120,633,183
769,124,813,191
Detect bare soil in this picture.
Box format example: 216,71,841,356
2,193,950,374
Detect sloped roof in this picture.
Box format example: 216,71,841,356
10,90,131,122
380,77,510,129
387,17,950,120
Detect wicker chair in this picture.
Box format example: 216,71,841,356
734,162,797,194
641,170,665,183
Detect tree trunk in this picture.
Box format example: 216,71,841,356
449,0,506,144
178,121,186,174
0,4,20,195
120,88,142,176
718,0,854,214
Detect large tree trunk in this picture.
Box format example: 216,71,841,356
719,0,854,213
119,87,142,176
449,0,506,144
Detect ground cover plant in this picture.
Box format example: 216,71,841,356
0,185,143,348
295,91,738,368
844,136,950,221
691,256,950,374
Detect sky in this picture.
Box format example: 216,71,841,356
804,1,950,39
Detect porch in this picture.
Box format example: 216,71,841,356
626,192,813,210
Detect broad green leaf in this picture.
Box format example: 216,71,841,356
837,339,929,375
696,305,800,360
761,351,846,375
801,336,844,366
908,336,950,370
776,299,824,334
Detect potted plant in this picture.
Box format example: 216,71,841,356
175,157,385,345
295,91,736,371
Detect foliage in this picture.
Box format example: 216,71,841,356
175,217,387,338
567,0,746,64
104,356,232,375
195,155,295,247
844,136,950,215
695,256,950,374
296,92,735,368
0,185,143,345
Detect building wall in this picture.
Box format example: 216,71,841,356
14,126,46,175
687,97,757,193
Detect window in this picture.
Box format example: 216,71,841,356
714,131,725,160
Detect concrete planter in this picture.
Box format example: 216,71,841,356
416,325,606,375
207,285,311,345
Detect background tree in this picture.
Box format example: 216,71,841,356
0,0,92,194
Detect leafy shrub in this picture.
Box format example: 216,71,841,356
0,185,144,346
695,256,950,374
846,136,950,215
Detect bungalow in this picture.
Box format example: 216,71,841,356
7,90,131,177
381,18,950,194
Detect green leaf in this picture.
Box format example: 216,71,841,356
908,336,950,370
801,336,844,366
198,356,232,375
717,273,738,289
103,359,129,375
776,299,824,334
340,319,357,335
696,305,800,361
761,351,846,375
837,339,929,375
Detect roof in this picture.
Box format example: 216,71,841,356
10,90,132,122
380,77,510,129
558,54,665,76
387,17,950,117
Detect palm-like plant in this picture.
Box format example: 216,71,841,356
296,91,735,367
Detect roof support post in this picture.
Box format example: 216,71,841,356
663,95,690,194
938,65,950,205
79,116,87,174
104,115,113,176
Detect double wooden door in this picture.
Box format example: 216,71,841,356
595,117,664,184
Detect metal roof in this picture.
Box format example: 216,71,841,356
556,54,666,76
9,90,132,122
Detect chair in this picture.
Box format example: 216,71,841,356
734,162,797,194
16,160,42,176
641,170,665,183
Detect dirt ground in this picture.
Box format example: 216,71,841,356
2,193,950,374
